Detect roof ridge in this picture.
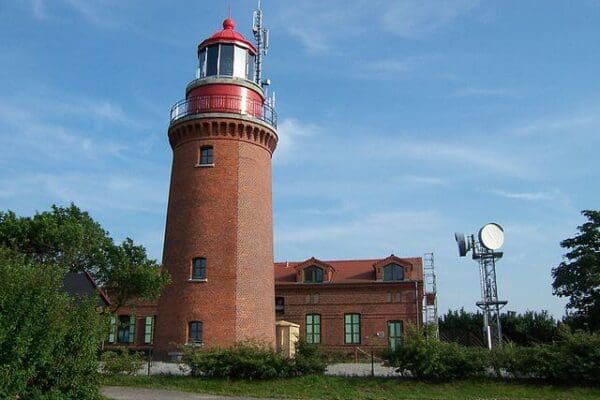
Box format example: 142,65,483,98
275,256,421,264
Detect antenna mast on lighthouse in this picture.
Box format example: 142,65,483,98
252,0,270,88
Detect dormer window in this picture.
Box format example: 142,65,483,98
383,263,404,282
303,266,323,283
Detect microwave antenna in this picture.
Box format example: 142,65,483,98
454,223,507,350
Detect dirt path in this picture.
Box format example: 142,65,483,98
101,386,276,400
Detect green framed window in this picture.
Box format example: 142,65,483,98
388,320,403,350
117,315,135,344
306,314,321,344
344,313,360,344
144,316,154,344
383,263,404,281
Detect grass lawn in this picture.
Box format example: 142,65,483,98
102,375,600,400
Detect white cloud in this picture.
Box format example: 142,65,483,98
367,138,533,179
392,175,449,187
353,57,429,79
510,111,600,137
276,209,450,255
273,117,321,165
273,0,479,53
381,0,480,38
272,1,370,53
30,0,48,20
63,0,123,29
488,189,557,201
0,101,129,162
0,172,166,214
451,87,516,98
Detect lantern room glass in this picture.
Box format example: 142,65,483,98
199,44,254,81
206,45,219,76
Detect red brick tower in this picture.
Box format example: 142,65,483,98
154,16,277,359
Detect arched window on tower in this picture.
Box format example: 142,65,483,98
383,263,404,282
303,266,324,283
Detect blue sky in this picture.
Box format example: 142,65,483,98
1,1,599,318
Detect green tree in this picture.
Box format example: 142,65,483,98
0,248,105,399
552,210,600,331
105,237,169,309
439,309,559,346
500,310,559,345
0,204,169,310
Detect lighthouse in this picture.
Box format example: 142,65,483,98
154,11,277,358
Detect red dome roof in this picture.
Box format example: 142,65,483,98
198,18,257,53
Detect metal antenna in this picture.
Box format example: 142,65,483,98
252,0,269,88
455,225,507,350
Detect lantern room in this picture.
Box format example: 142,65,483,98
169,17,276,128
197,18,257,81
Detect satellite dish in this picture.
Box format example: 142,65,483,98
478,223,504,250
455,232,471,257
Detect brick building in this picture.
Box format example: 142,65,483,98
104,12,431,358
274,256,423,350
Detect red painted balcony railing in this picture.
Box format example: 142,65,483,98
170,94,277,128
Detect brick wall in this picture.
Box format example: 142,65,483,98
154,117,277,359
275,282,423,350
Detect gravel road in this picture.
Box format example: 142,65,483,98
102,386,277,400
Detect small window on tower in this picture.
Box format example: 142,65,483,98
199,146,213,166
188,321,203,344
192,257,206,280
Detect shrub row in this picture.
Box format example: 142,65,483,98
183,339,326,379
100,350,144,376
384,325,600,384
383,326,488,380
492,330,600,383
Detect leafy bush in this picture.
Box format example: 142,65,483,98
384,324,488,380
184,341,289,379
101,350,144,376
493,328,600,384
0,248,105,400
290,339,327,375
184,340,326,379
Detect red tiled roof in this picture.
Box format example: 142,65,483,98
274,256,423,284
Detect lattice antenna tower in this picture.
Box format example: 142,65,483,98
455,224,508,350
252,0,270,89
422,252,439,338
